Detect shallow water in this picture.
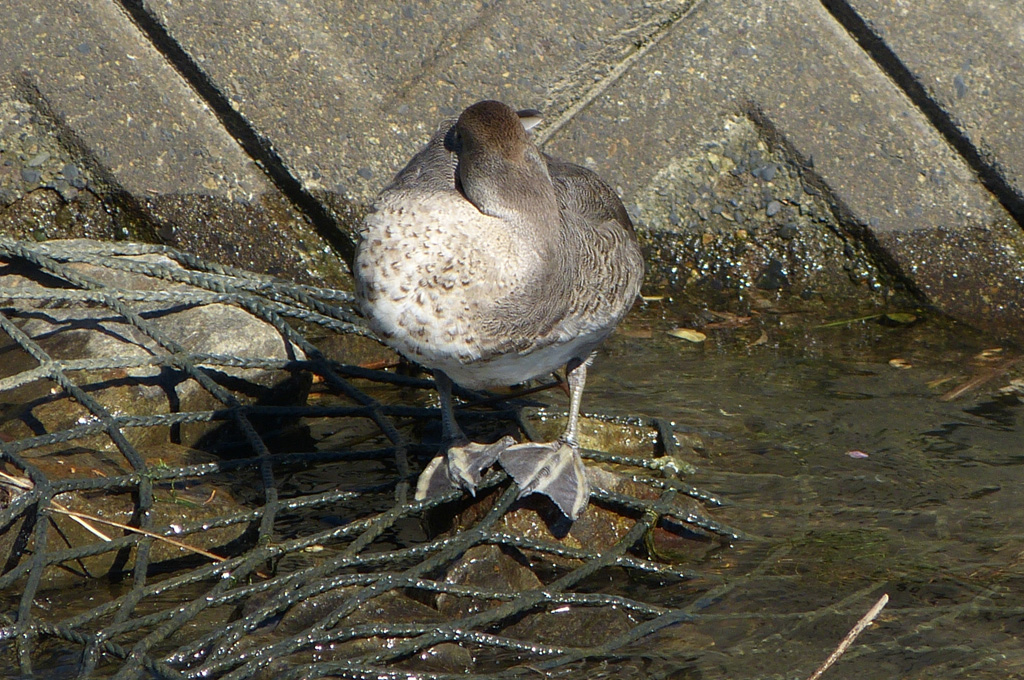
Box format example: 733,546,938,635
286,294,1024,679
569,296,1024,678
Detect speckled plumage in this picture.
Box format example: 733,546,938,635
354,100,643,518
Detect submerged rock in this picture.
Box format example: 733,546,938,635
0,242,312,586
0,244,310,453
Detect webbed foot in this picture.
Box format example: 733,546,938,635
498,441,591,519
415,436,516,501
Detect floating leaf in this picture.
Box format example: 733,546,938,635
846,450,870,459
667,328,707,343
888,358,912,369
884,312,917,324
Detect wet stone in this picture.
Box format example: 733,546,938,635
245,588,475,675
756,258,789,290
777,222,799,239
766,200,782,217
20,167,40,184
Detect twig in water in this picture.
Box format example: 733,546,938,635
939,358,1019,401
806,593,889,680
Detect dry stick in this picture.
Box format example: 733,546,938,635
806,593,889,680
0,470,227,564
51,507,229,564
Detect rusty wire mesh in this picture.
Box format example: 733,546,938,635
0,237,747,680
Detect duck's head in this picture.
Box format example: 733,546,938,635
445,100,556,221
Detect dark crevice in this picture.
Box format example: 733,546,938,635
116,0,358,270
820,0,1024,230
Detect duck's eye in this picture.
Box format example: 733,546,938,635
444,127,461,152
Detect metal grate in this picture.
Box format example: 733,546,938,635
0,238,739,679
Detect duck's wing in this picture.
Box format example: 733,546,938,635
544,156,636,237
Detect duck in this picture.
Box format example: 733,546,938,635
354,100,644,519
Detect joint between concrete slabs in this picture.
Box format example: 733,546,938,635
820,0,1024,231
115,0,358,268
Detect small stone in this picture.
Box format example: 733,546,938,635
357,167,373,180
802,182,821,196
28,151,50,167
20,167,41,184
53,179,78,201
62,163,80,180
766,200,782,217
760,163,777,181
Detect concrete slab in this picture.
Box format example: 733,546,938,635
541,0,1024,337
836,0,1024,217
1,0,1022,338
0,0,349,284
140,0,694,201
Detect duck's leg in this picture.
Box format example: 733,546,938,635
498,355,593,519
415,370,514,500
